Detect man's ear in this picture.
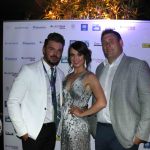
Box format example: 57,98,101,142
42,47,45,55
120,39,123,47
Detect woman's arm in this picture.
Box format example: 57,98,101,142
70,73,106,117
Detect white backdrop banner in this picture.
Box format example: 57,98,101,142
3,20,150,150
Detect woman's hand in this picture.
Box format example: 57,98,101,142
69,106,84,117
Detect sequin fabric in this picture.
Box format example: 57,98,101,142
61,72,92,150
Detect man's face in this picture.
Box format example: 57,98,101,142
102,33,123,63
43,40,64,66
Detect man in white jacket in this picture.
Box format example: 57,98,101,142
7,32,65,150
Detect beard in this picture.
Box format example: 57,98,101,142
44,55,61,66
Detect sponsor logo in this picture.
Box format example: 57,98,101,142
61,56,68,63
5,131,14,136
22,42,36,45
4,72,18,77
71,24,76,29
69,40,89,47
94,42,102,46
92,24,101,31
144,142,150,148
120,25,135,30
33,26,47,29
14,26,29,29
104,27,116,30
81,24,88,31
83,41,89,47
5,145,18,150
5,57,17,61
4,101,7,107
5,116,11,122
4,42,18,45
49,25,66,29
21,57,36,62
5,86,10,95
142,43,150,48
39,41,44,44
70,40,76,44
92,58,103,63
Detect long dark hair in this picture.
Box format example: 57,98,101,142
68,41,92,71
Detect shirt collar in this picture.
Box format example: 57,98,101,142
103,52,124,67
42,58,56,72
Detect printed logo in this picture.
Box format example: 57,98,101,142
22,42,36,45
70,40,76,45
49,25,66,29
4,42,18,45
5,57,17,61
21,57,36,62
39,41,44,44
142,43,150,48
5,116,11,122
92,24,101,31
94,42,102,46
92,58,103,63
4,72,18,77
144,142,150,148
14,26,29,29
61,56,68,63
33,26,47,29
5,131,14,136
5,145,18,150
83,41,89,47
120,25,135,30
104,27,116,30
81,24,88,31
4,101,7,107
70,40,89,47
71,24,76,29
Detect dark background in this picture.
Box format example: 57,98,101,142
0,1,41,149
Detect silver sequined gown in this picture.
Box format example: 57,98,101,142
61,72,92,150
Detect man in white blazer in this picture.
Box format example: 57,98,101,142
7,32,65,150
94,29,150,150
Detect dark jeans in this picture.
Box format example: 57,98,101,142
95,122,139,150
22,122,56,150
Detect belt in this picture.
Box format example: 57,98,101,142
43,122,55,127
97,122,112,127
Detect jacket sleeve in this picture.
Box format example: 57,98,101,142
136,61,150,141
7,65,30,137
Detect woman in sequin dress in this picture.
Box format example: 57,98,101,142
60,41,106,150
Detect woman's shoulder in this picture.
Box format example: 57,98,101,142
85,71,96,77
84,71,97,80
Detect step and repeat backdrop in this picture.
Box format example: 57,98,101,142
3,20,150,150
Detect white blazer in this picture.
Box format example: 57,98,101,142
7,59,65,140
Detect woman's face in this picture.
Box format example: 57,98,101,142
70,48,85,69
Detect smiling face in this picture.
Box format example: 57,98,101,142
43,40,63,66
70,48,85,69
102,33,123,64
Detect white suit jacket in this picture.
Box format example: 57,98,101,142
7,59,65,140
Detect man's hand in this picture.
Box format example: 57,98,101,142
133,136,144,145
21,133,29,141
